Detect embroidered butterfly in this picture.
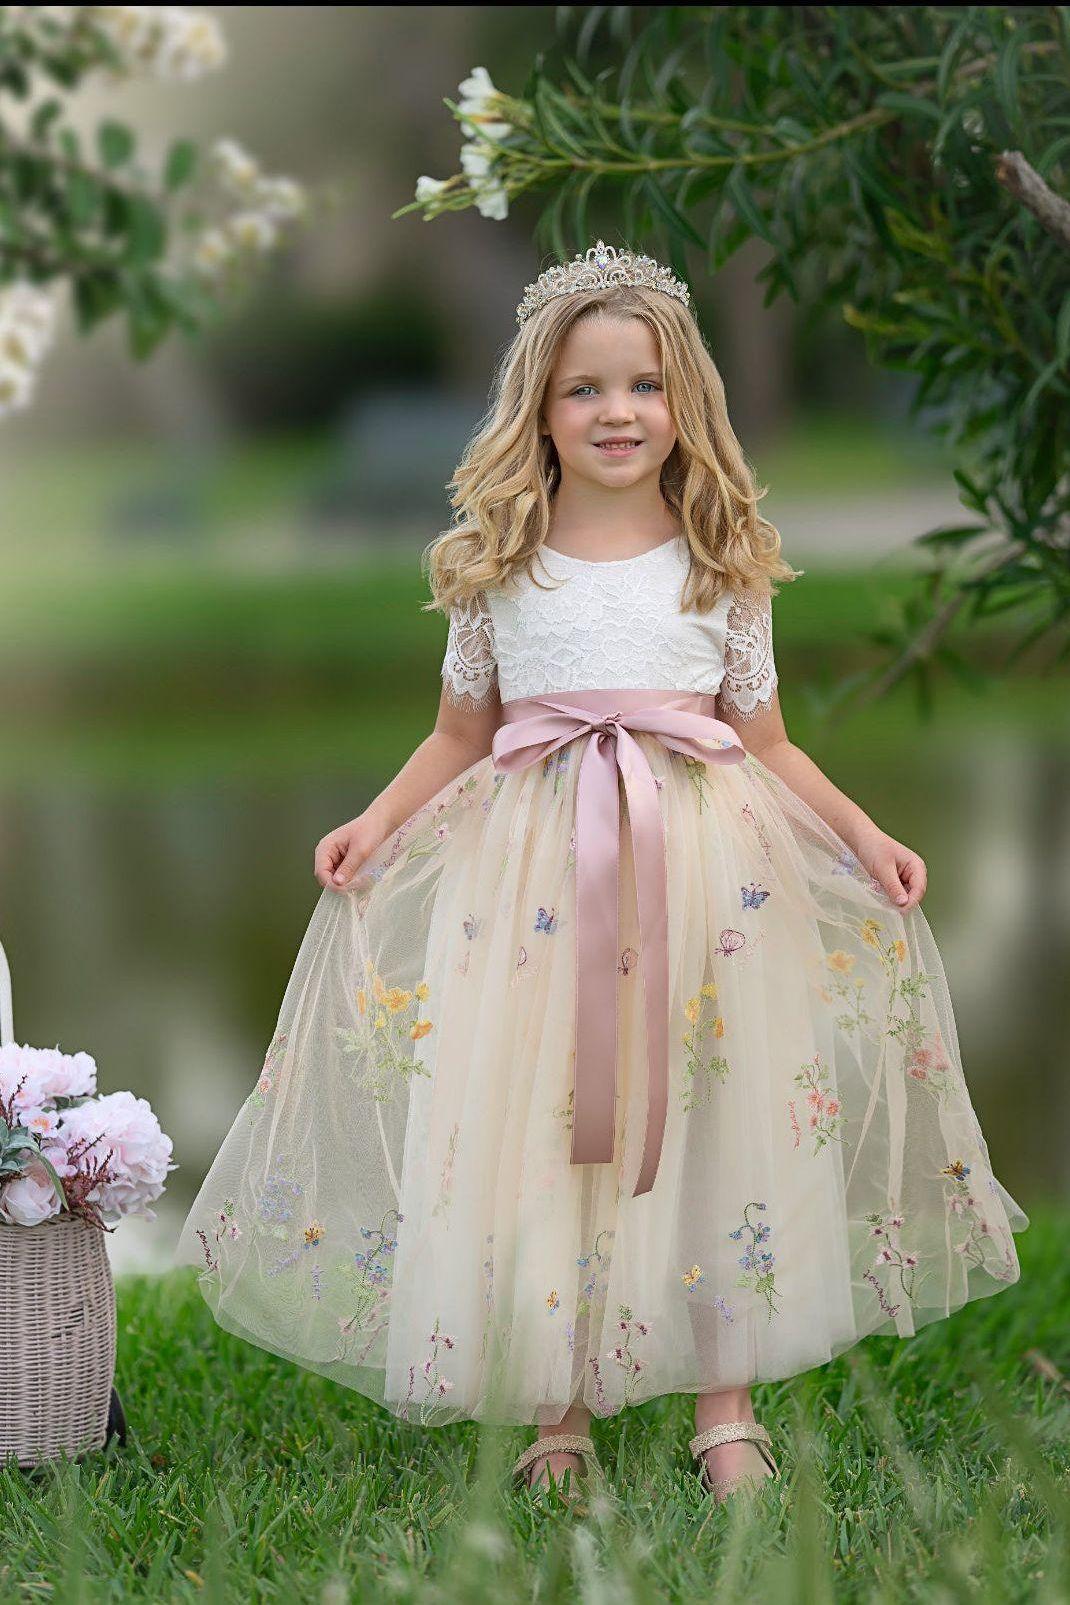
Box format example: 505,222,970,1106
462,914,482,941
455,950,470,977
618,946,638,975
715,929,746,957
741,882,770,910
534,906,557,934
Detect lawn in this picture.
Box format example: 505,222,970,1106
2,1208,1067,1603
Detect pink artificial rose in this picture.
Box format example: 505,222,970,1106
0,1162,63,1226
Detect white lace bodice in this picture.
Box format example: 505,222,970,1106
439,533,778,719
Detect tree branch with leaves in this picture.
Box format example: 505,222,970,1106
399,7,1070,702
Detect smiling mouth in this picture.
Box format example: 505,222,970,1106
594,440,642,453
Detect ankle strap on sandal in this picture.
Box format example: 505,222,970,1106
689,1420,775,1463
511,1432,597,1481
689,1425,773,1463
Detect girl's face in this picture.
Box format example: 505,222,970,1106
540,315,676,489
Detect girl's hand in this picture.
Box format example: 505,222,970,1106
854,826,927,911
314,813,387,892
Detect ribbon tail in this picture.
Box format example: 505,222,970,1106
616,728,670,1198
571,729,620,1168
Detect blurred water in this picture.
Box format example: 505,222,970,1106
0,719,1066,1276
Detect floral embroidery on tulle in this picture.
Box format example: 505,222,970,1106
554,1083,575,1131
740,801,774,862
618,946,638,976
542,746,571,795
942,1162,1017,1279
546,1288,560,1311
608,1304,650,1405
865,1209,918,1309
682,1263,706,1291
793,1055,844,1151
250,1031,288,1109
431,1123,460,1220
337,963,433,1102
195,1196,240,1276
337,1208,404,1362
730,1202,779,1319
257,1158,303,1235
681,982,730,1109
400,1317,457,1419
904,1037,956,1101
577,1228,613,1322
682,755,716,811
533,905,558,934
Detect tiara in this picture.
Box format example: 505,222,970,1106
515,240,691,326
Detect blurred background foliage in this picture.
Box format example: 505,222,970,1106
0,7,1064,1276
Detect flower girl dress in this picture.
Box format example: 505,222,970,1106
173,533,1026,1426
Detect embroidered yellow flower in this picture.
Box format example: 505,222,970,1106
861,919,883,948
374,1011,387,1030
364,957,374,973
385,987,413,1013
700,981,718,1000
682,1264,704,1288
893,939,907,963
546,1289,560,1311
712,1016,725,1039
356,989,367,1016
415,981,430,1001
305,1220,325,1246
684,995,701,1023
827,950,855,974
410,1019,433,1040
373,973,388,1004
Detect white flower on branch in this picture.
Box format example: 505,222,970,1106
0,282,58,420
457,66,512,142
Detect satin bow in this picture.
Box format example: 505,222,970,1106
491,689,745,1197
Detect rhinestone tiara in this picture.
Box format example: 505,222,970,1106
515,240,690,326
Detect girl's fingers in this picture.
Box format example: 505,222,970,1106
900,854,927,908
875,856,907,906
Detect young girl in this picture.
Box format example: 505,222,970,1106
174,241,1027,1504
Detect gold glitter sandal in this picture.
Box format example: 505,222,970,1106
511,1432,602,1499
688,1420,780,1501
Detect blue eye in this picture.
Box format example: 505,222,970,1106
569,381,661,396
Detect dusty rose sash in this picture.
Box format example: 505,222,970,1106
491,689,746,1198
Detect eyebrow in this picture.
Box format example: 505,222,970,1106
559,370,663,384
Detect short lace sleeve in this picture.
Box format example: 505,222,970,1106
719,590,778,720
441,589,499,710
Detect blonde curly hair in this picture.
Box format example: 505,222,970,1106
422,276,798,617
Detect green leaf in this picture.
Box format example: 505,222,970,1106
874,91,943,124
642,177,705,248
97,119,134,169
914,524,990,551
164,138,198,192
725,163,772,244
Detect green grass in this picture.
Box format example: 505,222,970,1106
2,1209,1066,1603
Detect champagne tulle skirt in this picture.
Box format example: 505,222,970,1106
172,737,1027,1426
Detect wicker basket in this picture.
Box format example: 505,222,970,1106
0,939,118,1469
